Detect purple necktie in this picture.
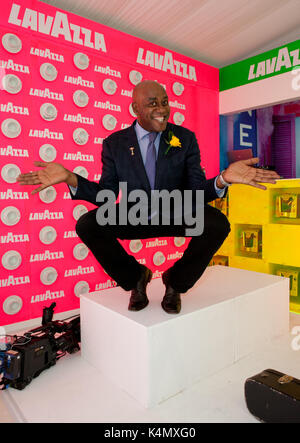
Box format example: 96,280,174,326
145,132,158,189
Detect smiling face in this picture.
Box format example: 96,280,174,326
132,81,170,132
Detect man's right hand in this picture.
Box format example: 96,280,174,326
16,161,78,194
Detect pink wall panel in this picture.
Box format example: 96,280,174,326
0,0,219,325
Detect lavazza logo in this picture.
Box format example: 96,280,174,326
0,188,29,200
63,113,94,125
1,232,29,243
29,128,63,140
136,47,197,81
248,46,300,80
64,265,95,277
8,3,107,52
94,101,121,112
63,151,94,162
0,102,29,115
30,46,64,63
29,88,64,102
31,289,65,304
292,65,300,91
94,65,121,78
30,249,64,262
0,274,30,287
64,75,94,88
0,144,29,157
29,209,64,220
0,58,30,74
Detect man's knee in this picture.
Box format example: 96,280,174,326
214,210,231,239
205,206,231,240
75,209,99,239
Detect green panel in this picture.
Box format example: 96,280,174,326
220,40,300,91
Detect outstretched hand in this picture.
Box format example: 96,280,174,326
222,157,280,190
16,161,70,195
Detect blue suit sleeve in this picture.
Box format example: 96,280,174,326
68,138,119,206
184,133,224,203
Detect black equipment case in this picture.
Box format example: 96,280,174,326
245,369,300,423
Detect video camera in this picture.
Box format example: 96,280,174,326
0,303,80,390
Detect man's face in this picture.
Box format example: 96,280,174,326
132,83,170,132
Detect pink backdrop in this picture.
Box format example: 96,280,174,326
0,0,219,325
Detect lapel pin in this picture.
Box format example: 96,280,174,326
129,147,135,156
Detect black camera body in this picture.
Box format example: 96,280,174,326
0,303,80,390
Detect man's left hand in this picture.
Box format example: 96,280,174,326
222,157,281,190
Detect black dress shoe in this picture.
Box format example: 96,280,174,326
128,265,152,311
161,270,181,314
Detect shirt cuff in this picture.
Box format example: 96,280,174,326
68,185,78,196
214,176,226,198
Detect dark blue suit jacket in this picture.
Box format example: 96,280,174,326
70,121,223,214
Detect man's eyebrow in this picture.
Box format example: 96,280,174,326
146,95,168,101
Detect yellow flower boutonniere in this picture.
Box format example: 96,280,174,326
164,131,182,155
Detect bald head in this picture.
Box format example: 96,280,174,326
132,80,170,132
132,80,165,102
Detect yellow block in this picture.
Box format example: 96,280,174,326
267,179,300,190
216,229,234,256
264,224,300,267
228,185,270,225
229,256,270,274
290,303,300,314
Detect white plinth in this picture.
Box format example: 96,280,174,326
80,266,289,408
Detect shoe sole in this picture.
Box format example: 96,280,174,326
161,301,181,314
128,268,152,311
128,298,149,311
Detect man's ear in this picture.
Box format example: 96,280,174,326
132,102,138,115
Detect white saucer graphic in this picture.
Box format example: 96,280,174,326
129,70,143,85
39,186,57,203
74,281,90,297
40,103,58,121
1,164,21,184
173,112,185,126
2,74,22,94
73,128,89,145
73,204,88,221
40,63,58,82
1,206,21,226
102,114,117,131
74,52,89,70
73,90,89,107
129,239,143,253
39,144,57,162
73,166,88,178
102,78,117,95
172,82,184,96
3,295,23,315
174,237,186,247
73,243,89,260
40,267,58,285
153,251,166,266
2,33,22,54
2,250,22,270
1,118,21,138
39,226,57,245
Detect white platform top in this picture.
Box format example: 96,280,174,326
81,266,286,328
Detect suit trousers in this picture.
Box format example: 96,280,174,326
75,204,231,293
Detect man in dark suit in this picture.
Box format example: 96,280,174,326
17,80,279,314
